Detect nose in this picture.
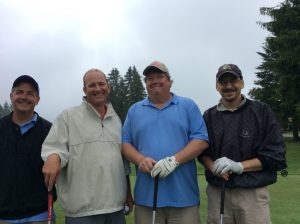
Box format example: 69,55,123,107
222,81,234,88
94,84,102,91
19,93,28,99
224,82,233,87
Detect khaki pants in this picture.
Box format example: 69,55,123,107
135,205,200,224
206,184,271,224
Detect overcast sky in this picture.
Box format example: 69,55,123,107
0,0,283,121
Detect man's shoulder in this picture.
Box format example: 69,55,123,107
129,98,147,109
173,94,197,108
37,115,52,127
246,99,271,112
174,94,193,103
0,114,11,126
204,105,218,115
0,114,10,121
58,104,84,117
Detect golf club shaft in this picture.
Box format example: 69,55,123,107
152,175,159,224
220,180,225,224
48,190,53,224
220,214,224,224
152,211,156,224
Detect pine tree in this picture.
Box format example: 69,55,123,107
124,66,146,110
107,66,146,124
249,0,300,140
129,66,146,105
107,68,126,123
0,104,3,118
0,102,13,118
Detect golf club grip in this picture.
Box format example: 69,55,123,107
220,180,225,214
153,176,159,211
48,190,53,221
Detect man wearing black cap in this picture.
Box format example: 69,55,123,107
198,64,287,223
122,61,209,224
0,75,56,223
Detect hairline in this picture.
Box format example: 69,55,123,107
83,69,108,87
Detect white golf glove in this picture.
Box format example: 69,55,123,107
151,156,179,178
212,157,244,176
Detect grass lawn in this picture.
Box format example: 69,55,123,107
54,138,300,224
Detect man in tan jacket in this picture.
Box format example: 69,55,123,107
42,69,133,224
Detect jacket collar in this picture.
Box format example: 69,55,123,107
82,97,116,120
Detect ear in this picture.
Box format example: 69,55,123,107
35,96,40,105
83,86,87,95
241,80,245,89
216,82,219,91
107,84,111,94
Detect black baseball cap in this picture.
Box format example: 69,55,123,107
216,64,243,81
12,75,39,95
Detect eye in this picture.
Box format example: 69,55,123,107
15,90,23,95
88,83,96,88
158,74,165,80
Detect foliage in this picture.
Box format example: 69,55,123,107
0,101,13,118
249,0,300,140
107,66,146,123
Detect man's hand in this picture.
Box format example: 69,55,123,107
138,157,156,173
212,157,244,176
42,154,61,191
151,156,179,178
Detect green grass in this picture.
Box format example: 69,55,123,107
54,138,300,224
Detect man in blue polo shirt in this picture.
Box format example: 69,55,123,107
0,75,56,224
122,61,209,224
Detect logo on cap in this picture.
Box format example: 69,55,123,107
216,64,243,81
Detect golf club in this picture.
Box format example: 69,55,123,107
48,190,53,224
220,180,225,224
152,175,159,224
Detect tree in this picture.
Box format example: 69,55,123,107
123,66,146,119
0,101,13,118
107,66,146,124
249,0,300,141
107,68,127,123
126,66,146,106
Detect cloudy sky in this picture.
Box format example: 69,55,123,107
0,0,283,121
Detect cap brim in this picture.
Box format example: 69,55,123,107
217,71,240,81
143,66,166,76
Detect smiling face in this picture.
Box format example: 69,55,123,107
145,72,172,99
10,82,40,115
83,70,110,108
216,73,244,105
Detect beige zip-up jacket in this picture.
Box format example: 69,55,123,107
42,99,128,217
